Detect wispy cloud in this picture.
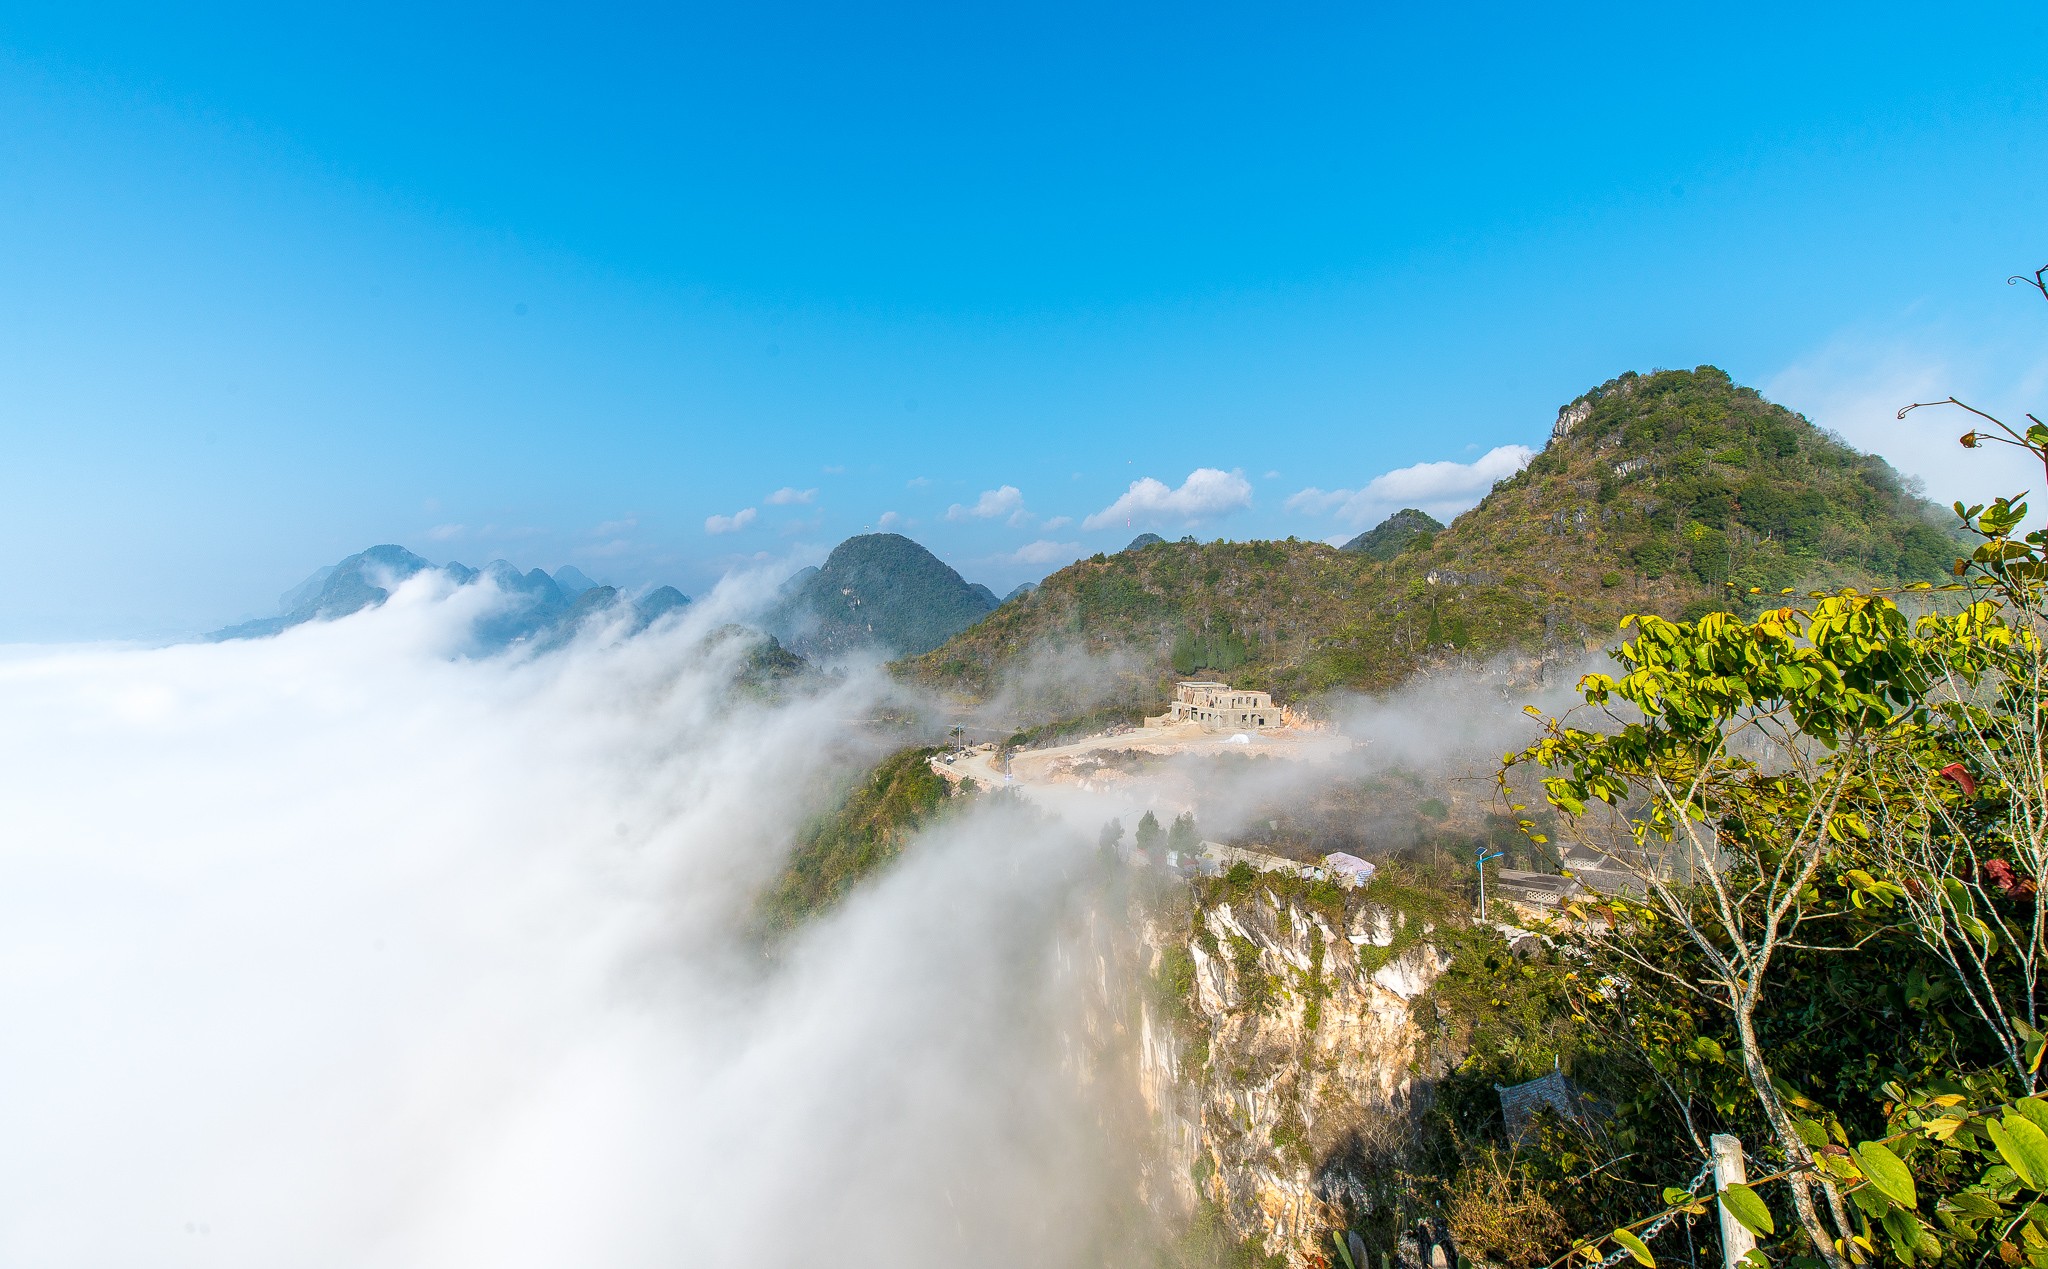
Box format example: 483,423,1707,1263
1081,468,1251,532
878,511,906,530
704,507,758,535
426,523,466,541
1288,445,1533,528
766,487,817,506
906,476,931,489
1041,516,1072,531
1004,540,1082,566
1767,322,2048,509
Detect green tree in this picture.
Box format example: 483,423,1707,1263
1497,265,2048,1266
1168,811,1199,856
1136,810,1163,854
1507,592,1937,1261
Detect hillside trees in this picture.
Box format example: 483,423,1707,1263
1506,594,1938,1262
908,366,1963,707
1497,266,2048,1264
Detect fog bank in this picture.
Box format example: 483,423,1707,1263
0,578,1130,1267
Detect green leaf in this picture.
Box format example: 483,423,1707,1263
1856,1140,1917,1207
1990,1116,2048,1189
1881,1207,1922,1265
1611,1228,1654,1267
1721,1181,1775,1235
1330,1232,1359,1269
2018,1098,2048,1135
2011,1114,2048,1190
1939,1189,2003,1218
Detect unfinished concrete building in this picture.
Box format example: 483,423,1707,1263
1146,680,1278,731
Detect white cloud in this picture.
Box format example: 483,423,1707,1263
877,511,905,530
1005,540,1083,567
946,485,1026,523
906,476,931,489
1282,488,1348,516
1041,516,1073,531
1081,468,1252,532
426,523,466,541
766,487,818,506
0,592,1139,1265
1288,445,1535,528
591,517,638,537
705,507,758,535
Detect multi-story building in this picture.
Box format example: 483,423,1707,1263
1146,680,1278,731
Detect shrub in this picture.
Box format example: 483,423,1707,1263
1443,1159,1569,1266
1598,570,1622,588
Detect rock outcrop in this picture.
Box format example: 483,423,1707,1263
1103,875,1449,1266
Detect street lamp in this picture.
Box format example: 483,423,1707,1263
1475,843,1507,919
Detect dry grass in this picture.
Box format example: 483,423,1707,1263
1443,1155,1569,1267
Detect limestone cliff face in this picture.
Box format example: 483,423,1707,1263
1114,879,1449,1266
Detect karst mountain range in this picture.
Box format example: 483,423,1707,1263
215,367,1964,699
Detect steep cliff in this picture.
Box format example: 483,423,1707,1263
1109,865,1460,1266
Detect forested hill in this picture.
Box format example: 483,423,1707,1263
905,366,1964,703
768,532,997,658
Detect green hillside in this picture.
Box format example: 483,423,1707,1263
768,532,996,658
1340,507,1441,558
906,366,1962,704
755,746,960,933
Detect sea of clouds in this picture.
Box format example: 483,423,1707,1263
0,573,1134,1269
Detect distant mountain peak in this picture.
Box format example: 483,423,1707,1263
551,565,603,597
1340,508,1442,559
210,545,688,647
768,533,995,658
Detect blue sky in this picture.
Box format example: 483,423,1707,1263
3,3,2045,639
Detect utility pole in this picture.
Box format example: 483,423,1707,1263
1475,843,1506,919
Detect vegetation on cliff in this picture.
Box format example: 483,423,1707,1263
756,745,961,932
1128,269,2048,1265
906,367,1962,706
1381,393,2048,1266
